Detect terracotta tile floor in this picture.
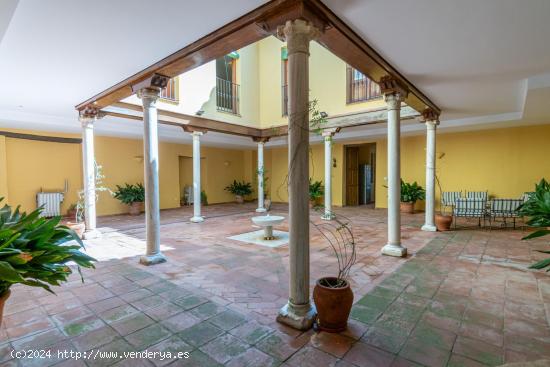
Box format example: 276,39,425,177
1,203,549,366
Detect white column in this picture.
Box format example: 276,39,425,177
322,129,336,220
381,92,407,257
190,131,204,223
79,115,100,239
276,19,319,331
139,88,166,265
422,118,438,232
256,141,267,213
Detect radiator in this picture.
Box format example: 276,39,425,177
36,192,64,217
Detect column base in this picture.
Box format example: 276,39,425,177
321,212,335,221
421,224,437,232
256,208,267,213
190,216,204,223
381,243,407,257
276,301,317,331
82,229,101,240
139,252,167,266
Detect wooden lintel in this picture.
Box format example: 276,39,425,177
0,131,81,144
76,0,439,116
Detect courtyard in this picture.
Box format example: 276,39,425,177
1,204,549,366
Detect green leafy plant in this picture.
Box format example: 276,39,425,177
309,179,324,201
400,180,425,203
0,199,96,296
113,183,145,205
201,190,208,206
224,180,253,197
519,179,550,271
75,163,111,223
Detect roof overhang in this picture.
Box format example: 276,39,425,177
76,0,439,117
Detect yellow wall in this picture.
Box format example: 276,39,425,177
0,136,9,203
374,124,550,209
2,132,82,214
0,129,250,216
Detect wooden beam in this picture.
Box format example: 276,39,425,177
75,0,294,111
76,0,439,116
0,131,81,144
107,102,263,137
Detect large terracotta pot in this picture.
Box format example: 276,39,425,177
400,201,415,214
66,222,85,239
129,201,143,216
0,290,11,327
235,195,244,204
435,214,453,231
313,277,354,333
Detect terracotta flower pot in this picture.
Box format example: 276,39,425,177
129,201,143,216
264,198,272,211
66,208,77,220
66,222,85,239
235,195,244,204
313,277,354,333
0,290,10,328
435,214,453,231
400,201,415,214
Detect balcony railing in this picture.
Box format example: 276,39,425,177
160,77,178,102
216,77,240,115
282,84,288,116
346,67,381,104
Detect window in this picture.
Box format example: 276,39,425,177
346,65,381,104
216,54,240,114
160,77,179,103
281,47,289,116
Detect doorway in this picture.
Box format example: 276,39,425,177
345,143,376,206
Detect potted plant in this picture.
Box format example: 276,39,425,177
435,174,453,231
400,180,425,214
519,179,550,271
66,204,77,220
309,179,324,208
0,199,96,326
224,180,253,204
66,162,111,238
312,214,356,332
113,183,145,215
201,190,208,206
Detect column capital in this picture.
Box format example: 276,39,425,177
131,73,170,95
277,19,320,55
321,127,340,138
379,76,409,105
420,108,440,125
79,105,104,126
253,136,270,144
182,126,208,135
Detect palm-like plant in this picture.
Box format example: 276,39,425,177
113,183,145,205
0,199,96,297
401,180,426,203
519,179,550,271
309,179,324,201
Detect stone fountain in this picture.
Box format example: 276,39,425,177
251,214,285,240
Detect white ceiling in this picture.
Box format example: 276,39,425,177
0,0,549,148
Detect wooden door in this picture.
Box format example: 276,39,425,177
346,147,359,206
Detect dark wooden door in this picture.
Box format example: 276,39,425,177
346,146,359,206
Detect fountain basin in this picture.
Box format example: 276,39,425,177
252,215,284,240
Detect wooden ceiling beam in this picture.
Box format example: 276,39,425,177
77,0,439,117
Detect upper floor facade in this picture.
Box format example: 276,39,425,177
124,36,386,130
